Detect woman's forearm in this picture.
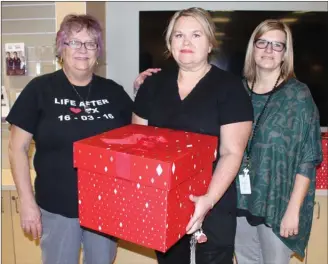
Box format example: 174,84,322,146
132,113,148,125
286,173,311,213
206,152,244,205
9,146,35,203
205,121,252,206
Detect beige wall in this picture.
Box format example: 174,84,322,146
55,2,86,31
86,2,107,77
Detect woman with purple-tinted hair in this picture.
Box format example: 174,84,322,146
6,14,133,264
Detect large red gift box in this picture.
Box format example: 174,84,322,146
316,133,328,189
73,124,217,252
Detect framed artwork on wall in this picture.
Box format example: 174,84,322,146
5,42,27,76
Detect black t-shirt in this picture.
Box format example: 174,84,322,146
6,69,133,218
134,65,253,216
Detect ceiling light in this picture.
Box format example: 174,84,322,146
280,18,298,23
212,17,230,23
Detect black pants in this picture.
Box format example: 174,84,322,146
156,211,236,264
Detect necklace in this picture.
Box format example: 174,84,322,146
70,80,92,114
245,73,281,167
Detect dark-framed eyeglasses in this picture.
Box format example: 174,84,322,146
64,40,98,50
254,39,286,52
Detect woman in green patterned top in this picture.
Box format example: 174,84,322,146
234,19,323,264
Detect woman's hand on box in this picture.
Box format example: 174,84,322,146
186,194,214,235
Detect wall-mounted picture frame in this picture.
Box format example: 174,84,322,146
5,42,27,76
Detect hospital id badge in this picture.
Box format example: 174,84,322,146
239,167,251,194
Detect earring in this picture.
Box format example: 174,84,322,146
59,57,63,64
96,60,99,65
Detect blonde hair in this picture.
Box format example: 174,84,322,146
243,19,295,82
165,7,218,57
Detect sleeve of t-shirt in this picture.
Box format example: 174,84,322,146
5,78,41,135
117,85,134,125
133,76,154,120
218,77,254,125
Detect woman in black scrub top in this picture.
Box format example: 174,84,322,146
133,7,253,264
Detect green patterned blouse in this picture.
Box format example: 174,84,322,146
236,78,323,258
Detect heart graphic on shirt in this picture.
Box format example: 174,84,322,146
70,107,82,114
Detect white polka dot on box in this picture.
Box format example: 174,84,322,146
316,133,328,190
73,124,218,252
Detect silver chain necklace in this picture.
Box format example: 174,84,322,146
70,81,92,113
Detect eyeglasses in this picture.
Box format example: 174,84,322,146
64,40,98,50
254,39,286,52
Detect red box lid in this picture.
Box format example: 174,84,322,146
74,124,218,191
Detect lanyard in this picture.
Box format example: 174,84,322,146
245,74,281,163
